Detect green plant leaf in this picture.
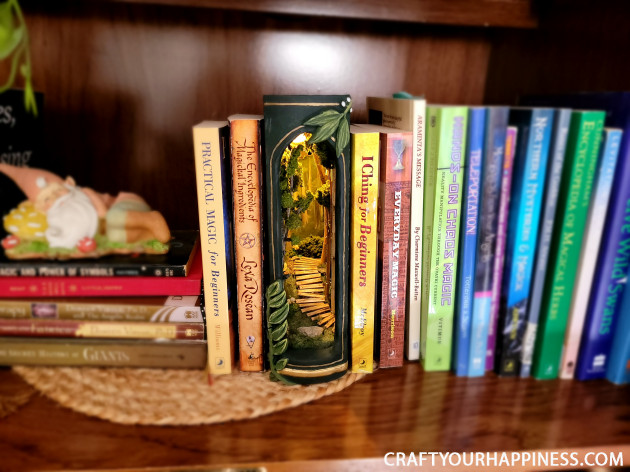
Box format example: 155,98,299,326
269,372,280,382
275,357,288,371
271,319,288,342
266,280,282,298
268,302,289,325
0,5,22,61
268,289,287,309
308,117,342,144
304,109,341,126
272,338,288,355
335,118,350,157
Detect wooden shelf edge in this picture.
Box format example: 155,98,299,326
79,446,630,472
96,0,539,28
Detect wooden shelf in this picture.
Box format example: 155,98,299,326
96,0,538,28
3,1,629,470
0,364,628,471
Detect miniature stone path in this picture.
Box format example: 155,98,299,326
291,257,335,329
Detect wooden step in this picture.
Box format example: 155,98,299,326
297,282,324,289
296,298,325,305
318,313,334,322
301,304,329,313
306,308,330,317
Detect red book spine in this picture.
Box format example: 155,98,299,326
0,253,202,298
0,319,205,340
378,131,413,368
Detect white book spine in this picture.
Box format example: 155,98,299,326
406,100,426,360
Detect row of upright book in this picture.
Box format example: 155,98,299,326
193,92,630,385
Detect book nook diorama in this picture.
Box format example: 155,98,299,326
263,95,351,385
0,164,171,259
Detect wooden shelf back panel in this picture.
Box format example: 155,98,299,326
22,2,491,230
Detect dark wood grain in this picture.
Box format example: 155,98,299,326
20,1,491,232
0,364,628,471
484,0,630,104
90,0,538,29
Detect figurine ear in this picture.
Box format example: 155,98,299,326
64,176,76,187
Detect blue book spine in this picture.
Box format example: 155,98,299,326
577,125,630,380
453,107,486,376
519,109,571,377
606,261,630,384
468,106,508,377
496,108,554,376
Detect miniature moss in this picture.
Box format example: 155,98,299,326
287,303,334,350
284,275,298,299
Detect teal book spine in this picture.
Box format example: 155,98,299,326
606,259,630,384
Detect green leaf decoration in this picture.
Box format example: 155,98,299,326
269,302,289,325
272,338,289,355
304,109,341,126
275,357,289,371
266,280,282,298
265,278,294,384
268,289,287,309
0,2,22,61
308,117,341,145
271,319,288,342
23,76,36,115
0,1,37,116
335,118,350,157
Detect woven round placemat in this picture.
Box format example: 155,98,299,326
13,366,364,425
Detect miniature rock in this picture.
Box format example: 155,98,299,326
298,326,324,338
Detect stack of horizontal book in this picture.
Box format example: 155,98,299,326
0,230,207,368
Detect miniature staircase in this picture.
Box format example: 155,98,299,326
292,257,335,329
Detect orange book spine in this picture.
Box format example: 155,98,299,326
229,116,264,371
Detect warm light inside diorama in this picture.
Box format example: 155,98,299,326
292,133,309,145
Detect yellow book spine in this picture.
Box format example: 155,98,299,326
350,129,380,373
229,117,264,372
193,121,233,375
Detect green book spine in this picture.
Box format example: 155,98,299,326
532,110,605,379
420,106,468,371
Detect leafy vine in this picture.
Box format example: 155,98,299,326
0,0,37,115
266,279,294,385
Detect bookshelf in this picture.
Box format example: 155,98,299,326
0,0,629,470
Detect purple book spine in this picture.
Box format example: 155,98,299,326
486,126,517,370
